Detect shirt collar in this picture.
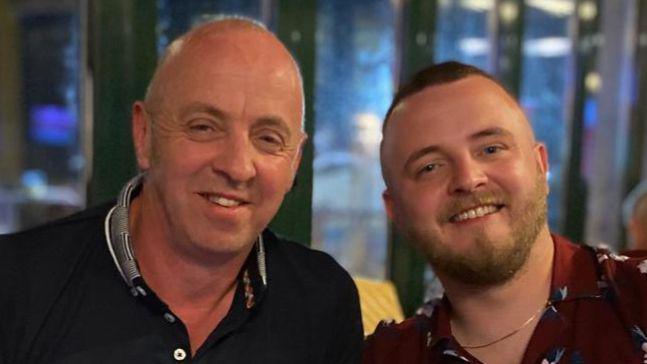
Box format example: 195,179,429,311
548,234,603,303
427,235,605,354
423,300,471,362
104,173,268,308
426,297,453,345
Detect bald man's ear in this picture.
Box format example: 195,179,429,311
132,101,152,171
287,137,306,192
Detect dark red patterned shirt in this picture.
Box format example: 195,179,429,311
363,235,647,364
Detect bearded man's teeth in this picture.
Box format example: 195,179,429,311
208,195,242,207
452,205,499,222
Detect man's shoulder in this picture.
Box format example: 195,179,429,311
1,201,112,237
0,203,118,362
260,230,364,362
560,237,647,323
262,229,359,308
263,229,351,279
594,246,647,283
370,314,433,340
0,202,113,271
363,314,434,363
553,234,647,291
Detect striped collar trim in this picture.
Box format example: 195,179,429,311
104,174,267,290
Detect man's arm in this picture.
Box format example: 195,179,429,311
326,271,363,364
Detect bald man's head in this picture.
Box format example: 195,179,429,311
145,16,305,130
129,16,307,255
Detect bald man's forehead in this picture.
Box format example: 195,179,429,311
178,31,293,72
148,29,301,102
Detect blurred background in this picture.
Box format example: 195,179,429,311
1,0,646,315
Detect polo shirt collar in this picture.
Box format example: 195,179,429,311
103,173,268,310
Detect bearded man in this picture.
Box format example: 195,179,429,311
363,61,647,364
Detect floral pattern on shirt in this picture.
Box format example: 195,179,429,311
639,259,647,274
631,326,647,358
551,286,568,302
362,236,647,364
541,347,565,364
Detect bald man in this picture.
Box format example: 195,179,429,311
362,62,647,364
0,17,362,363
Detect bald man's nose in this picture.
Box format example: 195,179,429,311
212,135,257,185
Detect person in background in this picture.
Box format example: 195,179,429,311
0,16,362,363
363,61,647,364
624,180,647,251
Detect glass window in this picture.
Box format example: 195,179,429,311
434,0,495,71
520,0,575,230
311,0,398,279
156,0,266,52
0,0,85,234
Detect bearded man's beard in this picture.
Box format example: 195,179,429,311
407,172,548,287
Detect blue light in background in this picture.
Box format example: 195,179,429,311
583,97,598,129
29,104,76,146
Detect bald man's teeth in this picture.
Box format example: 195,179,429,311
451,205,499,222
207,195,242,207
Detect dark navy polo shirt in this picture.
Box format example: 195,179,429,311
0,203,362,363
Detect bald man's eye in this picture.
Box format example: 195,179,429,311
186,120,223,141
190,124,212,133
254,130,288,154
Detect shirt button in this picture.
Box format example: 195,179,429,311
173,348,187,361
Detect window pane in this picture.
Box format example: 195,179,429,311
434,0,494,70
312,0,397,279
0,1,85,234
520,0,575,230
156,0,264,52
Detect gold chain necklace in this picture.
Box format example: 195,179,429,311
459,301,549,350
